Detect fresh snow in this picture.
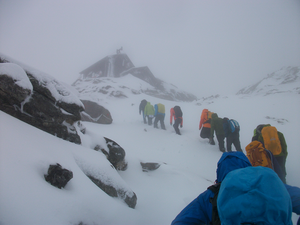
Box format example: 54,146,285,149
0,63,33,90
0,88,300,224
0,53,84,108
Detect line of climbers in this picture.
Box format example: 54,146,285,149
173,108,299,224
139,102,299,224
139,99,183,135
199,109,243,153
199,108,288,184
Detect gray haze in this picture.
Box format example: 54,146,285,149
1,0,300,97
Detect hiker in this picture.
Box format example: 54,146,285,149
199,109,214,144
210,113,225,152
223,117,242,152
252,124,288,183
245,140,286,183
153,103,166,130
139,99,147,124
171,151,300,225
143,102,155,125
170,106,183,135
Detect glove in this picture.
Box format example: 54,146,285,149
180,125,183,128
170,123,172,126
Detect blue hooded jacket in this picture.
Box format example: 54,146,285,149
218,166,292,225
171,152,299,225
171,152,251,225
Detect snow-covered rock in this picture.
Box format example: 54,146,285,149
237,66,300,96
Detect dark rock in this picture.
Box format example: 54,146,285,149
0,61,84,144
80,100,113,124
94,137,128,171
0,74,31,104
140,162,161,172
87,175,137,208
44,163,73,189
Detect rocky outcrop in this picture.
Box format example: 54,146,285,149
140,162,161,172
0,60,84,144
88,175,137,208
80,100,113,124
74,151,136,209
95,137,128,171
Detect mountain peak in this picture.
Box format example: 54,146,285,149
237,66,300,96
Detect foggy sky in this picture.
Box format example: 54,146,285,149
1,0,300,97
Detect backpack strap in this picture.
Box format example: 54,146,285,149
208,183,221,225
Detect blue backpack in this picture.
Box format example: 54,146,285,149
229,119,240,132
217,166,292,225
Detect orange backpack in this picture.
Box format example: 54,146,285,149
261,126,282,156
245,141,273,169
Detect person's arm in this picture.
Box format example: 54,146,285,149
171,190,213,225
285,184,300,215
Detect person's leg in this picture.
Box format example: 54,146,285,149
143,111,147,124
200,127,211,139
148,116,153,125
153,116,159,128
226,134,233,152
232,132,242,152
217,134,225,152
160,115,166,130
173,118,181,135
275,155,287,182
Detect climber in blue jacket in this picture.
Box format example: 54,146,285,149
171,151,300,225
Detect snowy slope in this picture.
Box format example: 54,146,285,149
1,87,299,224
237,66,300,95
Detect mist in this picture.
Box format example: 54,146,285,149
1,0,300,97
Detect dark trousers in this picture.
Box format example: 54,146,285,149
216,134,225,152
226,131,242,152
275,155,287,183
142,111,147,124
146,115,153,125
154,114,166,130
173,118,182,135
200,127,211,139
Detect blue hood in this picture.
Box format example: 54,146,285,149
216,152,251,183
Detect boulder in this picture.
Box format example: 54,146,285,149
0,61,84,144
88,175,137,208
140,162,161,172
95,137,128,171
80,100,113,124
44,163,73,189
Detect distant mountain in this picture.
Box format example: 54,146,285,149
73,53,198,102
237,66,300,96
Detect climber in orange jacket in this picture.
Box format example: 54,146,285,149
199,109,215,144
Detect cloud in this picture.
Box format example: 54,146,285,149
1,0,300,96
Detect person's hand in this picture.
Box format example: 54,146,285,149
170,123,172,126
180,125,183,128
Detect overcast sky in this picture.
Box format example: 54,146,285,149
1,0,300,97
